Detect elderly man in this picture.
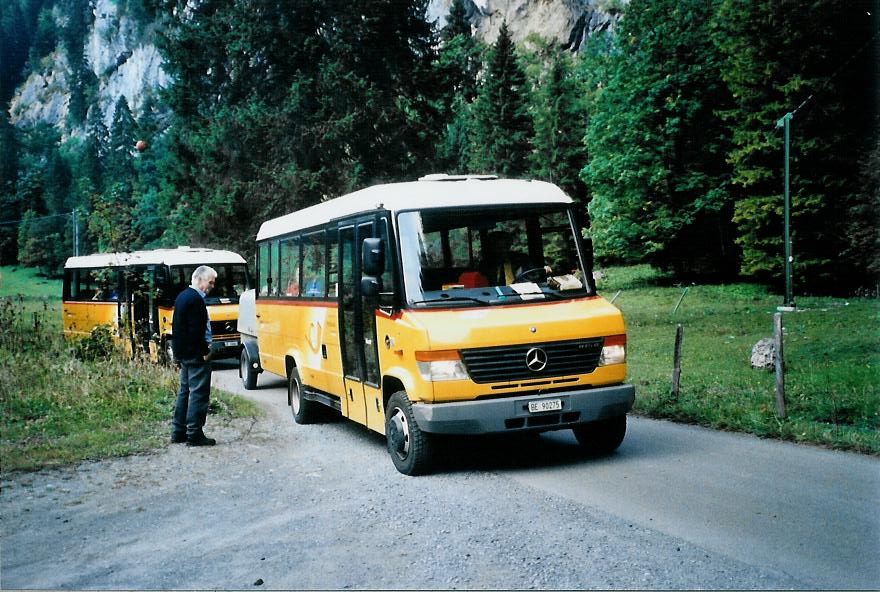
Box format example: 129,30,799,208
171,265,217,446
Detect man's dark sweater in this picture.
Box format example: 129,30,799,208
172,287,209,360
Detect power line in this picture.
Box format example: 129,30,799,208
0,212,73,226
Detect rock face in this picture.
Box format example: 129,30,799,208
750,338,776,371
85,0,170,125
10,0,621,133
426,0,623,49
9,0,169,133
8,51,70,129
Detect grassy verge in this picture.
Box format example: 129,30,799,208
0,265,62,299
0,292,261,472
598,265,879,454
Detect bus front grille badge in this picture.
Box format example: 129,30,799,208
525,348,548,372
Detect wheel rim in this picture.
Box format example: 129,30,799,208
290,376,301,414
240,351,248,378
387,407,410,460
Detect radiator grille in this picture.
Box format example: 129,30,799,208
460,338,603,384
210,319,238,337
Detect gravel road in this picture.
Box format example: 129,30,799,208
1,361,875,589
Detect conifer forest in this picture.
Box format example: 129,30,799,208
1,0,878,295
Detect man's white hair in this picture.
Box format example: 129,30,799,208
191,265,218,285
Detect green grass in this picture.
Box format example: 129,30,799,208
0,266,261,472
0,265,62,299
598,265,880,454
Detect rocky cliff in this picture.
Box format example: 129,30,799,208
427,0,621,49
9,0,168,135
8,0,621,133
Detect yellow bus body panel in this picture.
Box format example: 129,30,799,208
377,297,627,404
255,301,344,398
62,301,118,340
160,303,240,339
258,296,627,435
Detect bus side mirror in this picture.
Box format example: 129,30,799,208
362,238,385,277
361,276,382,299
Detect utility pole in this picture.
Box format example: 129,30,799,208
775,112,795,311
72,209,80,256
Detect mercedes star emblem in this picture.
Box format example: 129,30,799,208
525,347,548,372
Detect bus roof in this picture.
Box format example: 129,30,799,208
64,247,247,270
256,177,572,241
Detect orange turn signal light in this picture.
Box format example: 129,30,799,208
414,349,461,362
603,334,626,347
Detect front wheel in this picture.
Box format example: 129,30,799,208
385,391,434,476
572,415,627,455
288,367,319,424
240,348,258,390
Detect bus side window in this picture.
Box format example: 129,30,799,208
327,231,338,298
279,238,300,297
258,242,270,296
269,240,280,297
302,231,326,297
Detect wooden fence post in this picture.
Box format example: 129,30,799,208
774,312,786,419
672,323,683,398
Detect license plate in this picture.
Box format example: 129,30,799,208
225,340,238,347
528,399,562,413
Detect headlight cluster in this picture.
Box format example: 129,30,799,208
415,350,469,381
598,334,626,366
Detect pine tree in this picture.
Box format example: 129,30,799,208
716,0,878,291
469,21,533,177
530,47,588,203
81,104,107,192
0,111,20,263
106,96,138,191
435,0,481,173
582,0,735,277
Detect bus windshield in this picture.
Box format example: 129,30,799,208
398,206,592,308
167,264,251,303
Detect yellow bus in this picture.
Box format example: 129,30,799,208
250,175,634,475
63,247,251,362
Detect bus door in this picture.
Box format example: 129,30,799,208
339,219,385,429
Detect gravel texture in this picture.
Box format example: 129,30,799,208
0,373,809,591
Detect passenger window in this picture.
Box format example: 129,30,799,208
269,241,280,296
302,232,326,298
258,243,270,296
279,238,300,297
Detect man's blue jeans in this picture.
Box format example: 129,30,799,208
172,359,212,437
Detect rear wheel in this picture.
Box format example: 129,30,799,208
385,391,434,476
572,415,627,455
240,348,258,390
288,367,319,424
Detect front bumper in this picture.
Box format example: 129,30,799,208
210,336,241,359
411,384,635,435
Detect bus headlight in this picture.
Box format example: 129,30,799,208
599,335,626,366
415,350,469,381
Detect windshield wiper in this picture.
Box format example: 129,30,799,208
412,295,490,306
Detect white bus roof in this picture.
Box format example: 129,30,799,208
64,247,247,270
256,177,572,241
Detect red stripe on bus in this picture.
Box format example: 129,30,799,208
258,299,339,308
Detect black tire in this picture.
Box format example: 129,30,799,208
572,415,627,455
385,391,434,476
240,348,258,390
288,367,319,424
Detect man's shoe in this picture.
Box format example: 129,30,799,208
186,433,216,447
171,432,187,444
